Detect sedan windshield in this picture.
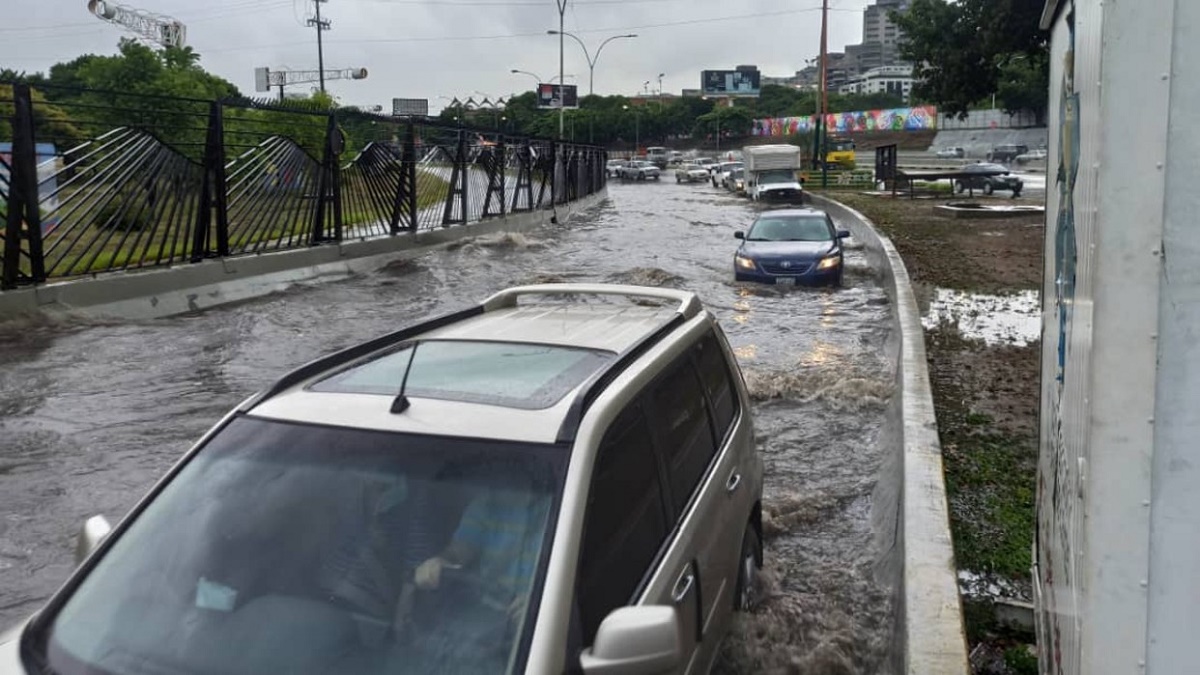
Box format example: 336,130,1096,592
37,416,566,675
748,215,833,242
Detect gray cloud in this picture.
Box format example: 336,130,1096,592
2,0,872,111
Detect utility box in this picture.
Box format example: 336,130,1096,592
1036,2,1200,674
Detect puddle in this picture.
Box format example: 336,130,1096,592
922,288,1040,346
959,570,1030,602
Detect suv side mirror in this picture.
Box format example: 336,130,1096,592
734,231,745,239
75,515,112,567
580,606,681,675
837,229,851,239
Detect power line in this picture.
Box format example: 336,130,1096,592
306,0,331,92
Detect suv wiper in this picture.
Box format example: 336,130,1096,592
746,237,771,241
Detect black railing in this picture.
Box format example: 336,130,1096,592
0,83,608,289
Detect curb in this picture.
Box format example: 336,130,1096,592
809,192,970,675
0,191,608,322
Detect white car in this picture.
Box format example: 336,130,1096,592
1,284,763,675
617,160,661,181
675,161,711,183
1015,148,1048,164
935,146,965,159
712,161,743,188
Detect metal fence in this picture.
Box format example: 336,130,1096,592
0,83,607,289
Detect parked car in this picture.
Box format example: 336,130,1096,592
986,144,1029,163
935,146,965,159
733,208,849,286
1015,148,1048,164
617,160,661,181
675,160,711,183
712,161,742,188
0,284,763,675
954,162,1024,196
605,159,627,177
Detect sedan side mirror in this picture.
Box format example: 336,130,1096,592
734,231,745,239
837,229,851,239
580,606,681,675
75,515,112,567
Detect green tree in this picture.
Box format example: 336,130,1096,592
893,0,1049,119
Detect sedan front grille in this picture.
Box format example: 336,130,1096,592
760,261,812,275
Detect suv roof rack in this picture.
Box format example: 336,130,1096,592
482,283,702,319
242,284,702,413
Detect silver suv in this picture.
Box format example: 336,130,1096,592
1,284,762,675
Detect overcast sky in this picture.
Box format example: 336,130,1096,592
2,0,873,112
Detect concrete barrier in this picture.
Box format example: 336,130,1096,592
0,191,607,321
810,192,970,675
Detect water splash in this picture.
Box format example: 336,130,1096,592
607,267,684,288
743,366,893,411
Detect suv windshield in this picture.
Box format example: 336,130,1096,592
748,215,833,242
757,169,797,183
36,416,567,675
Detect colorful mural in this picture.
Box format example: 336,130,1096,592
751,105,938,136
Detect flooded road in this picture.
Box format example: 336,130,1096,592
0,180,896,673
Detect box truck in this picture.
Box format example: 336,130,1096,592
741,144,804,202
1036,1,1199,674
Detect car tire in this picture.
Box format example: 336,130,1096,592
637,172,645,181
734,524,762,611
676,175,682,183
983,183,994,196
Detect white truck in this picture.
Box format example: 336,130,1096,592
741,144,804,202
1036,1,1199,674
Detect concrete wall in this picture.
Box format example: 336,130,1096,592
811,193,970,675
0,192,607,321
930,128,1050,160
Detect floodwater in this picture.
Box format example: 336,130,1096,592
922,287,1041,346
0,179,897,673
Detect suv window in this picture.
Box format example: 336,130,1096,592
646,356,718,516
691,332,739,441
577,404,669,645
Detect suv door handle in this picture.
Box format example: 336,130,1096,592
726,472,742,493
672,569,695,603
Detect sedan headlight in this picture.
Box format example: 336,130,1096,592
735,255,757,271
816,254,842,270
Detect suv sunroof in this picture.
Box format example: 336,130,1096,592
309,340,615,410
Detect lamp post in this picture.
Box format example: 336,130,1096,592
546,30,637,96
510,69,572,87
623,104,639,154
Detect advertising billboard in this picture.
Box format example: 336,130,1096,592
701,69,761,97
392,98,430,117
536,83,578,110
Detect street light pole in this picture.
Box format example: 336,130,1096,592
548,31,637,96
555,0,566,139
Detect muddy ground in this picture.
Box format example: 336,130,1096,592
831,192,1043,675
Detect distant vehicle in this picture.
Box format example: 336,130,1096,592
645,146,670,169
1015,148,1048,164
675,161,711,183
825,136,856,168
986,144,1029,163
712,161,742,188
668,150,685,165
0,283,763,675
936,146,966,159
742,145,804,202
617,160,661,181
725,167,747,194
954,162,1024,196
733,208,849,286
698,157,721,173
605,159,626,177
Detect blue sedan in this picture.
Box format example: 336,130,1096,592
733,208,850,286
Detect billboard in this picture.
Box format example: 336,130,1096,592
751,105,938,136
536,83,578,110
701,69,761,97
0,143,62,235
392,98,430,117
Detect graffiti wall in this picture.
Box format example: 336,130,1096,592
751,105,938,136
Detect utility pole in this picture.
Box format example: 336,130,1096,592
556,0,566,139
818,0,829,187
307,0,331,93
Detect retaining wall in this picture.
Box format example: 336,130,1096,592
0,191,606,321
810,193,970,674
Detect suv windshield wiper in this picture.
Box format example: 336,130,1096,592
746,237,771,241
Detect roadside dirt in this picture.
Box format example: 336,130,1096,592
831,192,1044,675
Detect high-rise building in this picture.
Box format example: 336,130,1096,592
841,0,910,84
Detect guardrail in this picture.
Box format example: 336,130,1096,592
1,82,607,290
